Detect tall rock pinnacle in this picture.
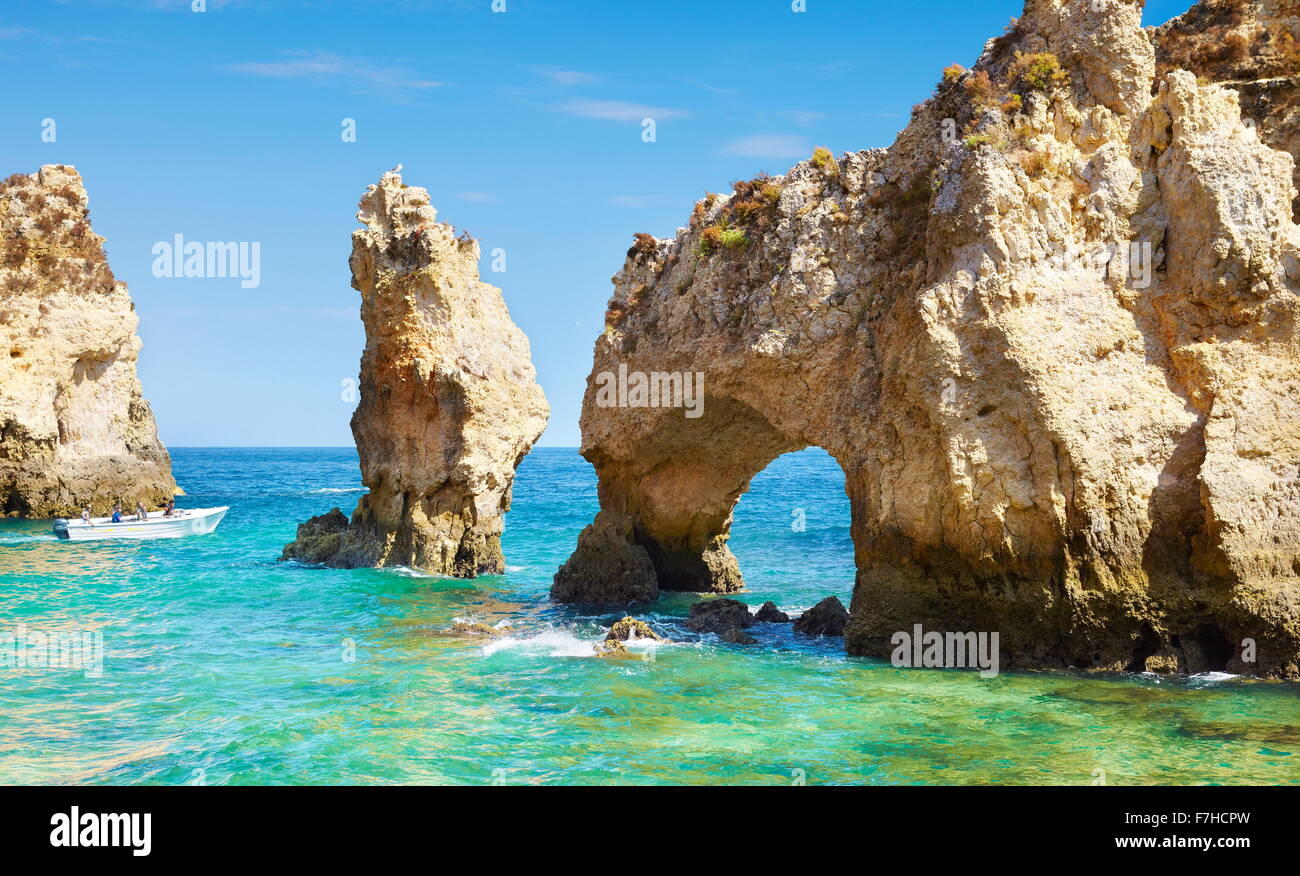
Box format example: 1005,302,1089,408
0,165,175,517
283,170,549,576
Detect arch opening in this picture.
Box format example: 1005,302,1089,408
726,446,855,616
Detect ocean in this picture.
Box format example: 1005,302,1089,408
0,447,1297,785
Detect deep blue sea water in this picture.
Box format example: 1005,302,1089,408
1,447,1297,785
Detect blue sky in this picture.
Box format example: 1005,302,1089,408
2,0,1193,446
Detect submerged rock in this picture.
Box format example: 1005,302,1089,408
606,616,665,642
593,638,636,659
754,601,791,623
553,0,1300,678
283,170,549,577
794,597,850,638
0,165,175,517
444,621,501,637
719,628,758,646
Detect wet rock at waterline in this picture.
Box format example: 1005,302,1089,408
443,622,502,638
794,597,850,638
686,599,756,644
282,170,549,577
593,639,638,659
280,507,349,565
552,511,659,604
606,617,666,642
755,601,792,623
686,598,755,633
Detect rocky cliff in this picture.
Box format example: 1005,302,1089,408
1153,0,1300,218
554,0,1300,678
0,165,175,517
283,171,549,576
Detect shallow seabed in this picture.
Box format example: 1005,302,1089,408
1,447,1296,785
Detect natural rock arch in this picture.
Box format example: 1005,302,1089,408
553,0,1300,678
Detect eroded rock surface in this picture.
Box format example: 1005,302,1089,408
283,171,548,576
794,597,850,638
554,0,1300,677
1152,0,1300,218
0,165,175,517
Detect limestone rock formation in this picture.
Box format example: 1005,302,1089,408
1152,0,1300,218
554,0,1300,678
0,165,175,517
283,170,548,576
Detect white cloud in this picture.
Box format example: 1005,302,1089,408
0,25,104,43
558,99,686,123
782,110,825,128
719,133,813,160
226,50,445,97
610,195,662,208
534,67,601,86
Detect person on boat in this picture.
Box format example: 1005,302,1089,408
80,505,92,525
163,499,176,517
111,503,123,524
135,501,148,521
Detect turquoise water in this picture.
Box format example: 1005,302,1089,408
1,447,1297,785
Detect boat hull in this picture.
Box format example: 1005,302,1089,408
53,507,228,541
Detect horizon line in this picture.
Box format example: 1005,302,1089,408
165,444,581,449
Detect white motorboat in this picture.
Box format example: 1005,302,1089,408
53,507,229,541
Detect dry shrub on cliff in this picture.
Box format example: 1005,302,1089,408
2,238,29,269
1275,29,1300,71
698,224,723,255
725,174,783,232
693,177,785,261
1008,51,1069,93
1015,148,1055,178
627,232,657,261
811,147,839,177
964,70,999,112
690,192,719,227
1154,0,1262,79
731,174,781,206
719,228,749,250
